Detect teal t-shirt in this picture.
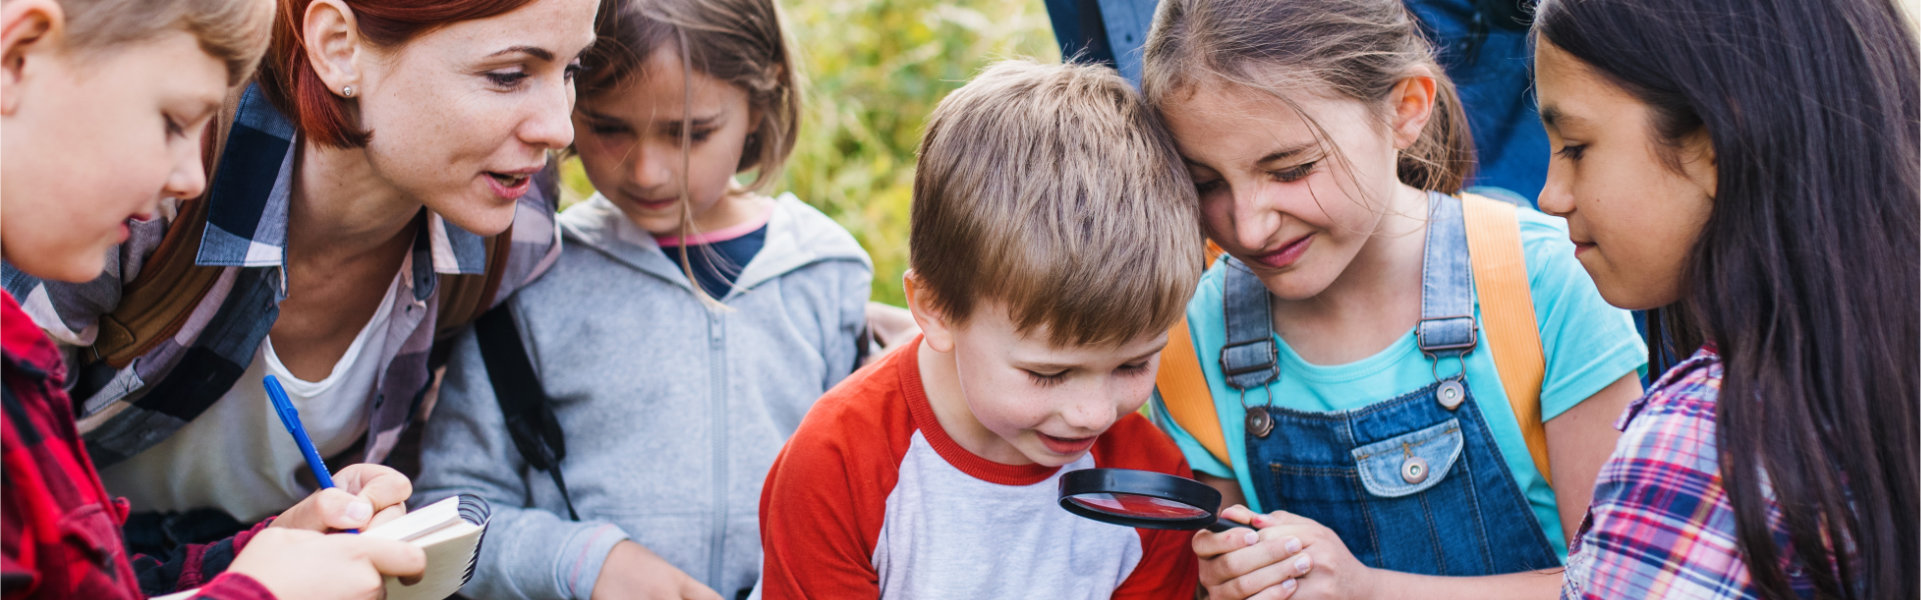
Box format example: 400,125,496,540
1149,207,1646,559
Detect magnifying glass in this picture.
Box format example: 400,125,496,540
1057,468,1242,532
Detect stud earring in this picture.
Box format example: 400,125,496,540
341,85,356,98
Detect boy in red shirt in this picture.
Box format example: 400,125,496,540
757,60,1204,599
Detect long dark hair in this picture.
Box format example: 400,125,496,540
1537,0,1918,598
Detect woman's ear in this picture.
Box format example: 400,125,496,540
302,0,364,98
903,270,957,353
1,0,62,116
1387,65,1438,151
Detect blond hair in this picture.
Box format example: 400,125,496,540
911,60,1203,347
1140,0,1475,195
57,0,272,86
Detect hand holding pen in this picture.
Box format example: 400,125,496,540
265,375,414,533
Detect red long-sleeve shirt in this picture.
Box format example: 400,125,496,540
2,290,273,600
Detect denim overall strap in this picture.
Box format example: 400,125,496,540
1418,192,1476,364
1236,192,1562,575
1220,258,1278,390
1220,258,1280,436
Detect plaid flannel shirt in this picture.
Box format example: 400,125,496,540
3,291,274,599
0,84,561,470
1562,347,1823,600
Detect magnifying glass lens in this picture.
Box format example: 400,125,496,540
1057,468,1236,531
1065,492,1212,520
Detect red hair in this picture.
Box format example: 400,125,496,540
257,0,539,148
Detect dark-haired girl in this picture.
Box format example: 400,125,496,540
1535,0,1918,598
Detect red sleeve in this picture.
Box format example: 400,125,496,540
757,353,912,600
1112,524,1200,599
183,572,276,600
1,442,51,598
1098,416,1202,599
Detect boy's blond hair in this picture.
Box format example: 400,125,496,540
57,0,272,85
910,59,1202,347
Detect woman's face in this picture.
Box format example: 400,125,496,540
349,0,598,235
1534,40,1716,310
1160,78,1412,301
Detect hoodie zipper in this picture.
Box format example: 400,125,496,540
707,312,729,588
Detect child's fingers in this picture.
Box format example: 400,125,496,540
348,535,428,578
1219,504,1260,526
1214,533,1306,580
1193,505,1262,557
333,463,414,512
1214,548,1307,600
368,501,409,529
272,488,366,531
1247,578,1299,600
1192,526,1261,558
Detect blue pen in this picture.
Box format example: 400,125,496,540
264,375,355,533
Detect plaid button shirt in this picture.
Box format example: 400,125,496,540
0,84,561,470
1562,347,1822,600
3,291,273,599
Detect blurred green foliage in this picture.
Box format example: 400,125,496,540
558,0,1061,306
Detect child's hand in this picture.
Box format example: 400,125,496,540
591,540,724,600
1194,506,1376,600
226,527,426,600
273,464,414,532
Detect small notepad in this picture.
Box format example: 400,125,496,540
154,495,490,600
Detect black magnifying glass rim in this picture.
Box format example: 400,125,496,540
1057,468,1224,530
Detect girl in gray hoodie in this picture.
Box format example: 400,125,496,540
414,1,871,598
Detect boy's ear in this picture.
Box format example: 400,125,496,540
1387,65,1438,151
302,0,364,99
1,0,62,116
902,270,956,353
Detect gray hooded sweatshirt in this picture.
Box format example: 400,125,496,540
415,193,872,599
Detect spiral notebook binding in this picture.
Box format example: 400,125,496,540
456,495,491,586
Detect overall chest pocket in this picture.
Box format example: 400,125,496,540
1351,419,1464,498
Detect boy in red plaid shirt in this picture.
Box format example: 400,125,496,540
0,0,427,598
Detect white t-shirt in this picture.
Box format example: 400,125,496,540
100,271,402,522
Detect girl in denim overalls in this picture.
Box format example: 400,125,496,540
1138,0,1647,597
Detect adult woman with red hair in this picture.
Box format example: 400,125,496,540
2,0,600,557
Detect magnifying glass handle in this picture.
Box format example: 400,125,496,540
1204,517,1243,533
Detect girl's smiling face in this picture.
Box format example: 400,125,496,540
1159,76,1429,302
1534,40,1717,310
572,45,758,237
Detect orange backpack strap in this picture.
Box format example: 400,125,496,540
1461,193,1552,484
1157,317,1233,468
